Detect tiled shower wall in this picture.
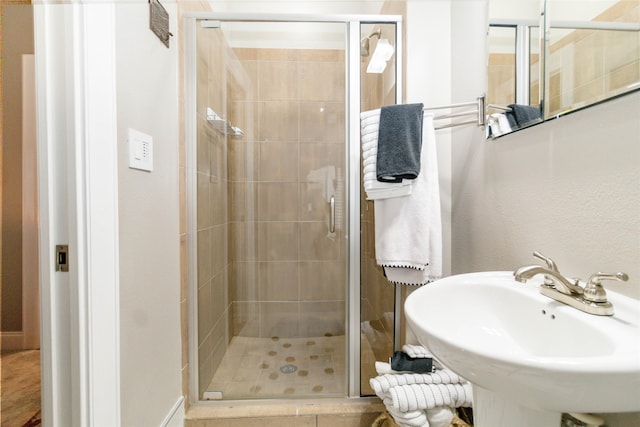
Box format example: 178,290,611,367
227,47,346,340
195,24,232,394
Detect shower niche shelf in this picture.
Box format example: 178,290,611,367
206,107,244,138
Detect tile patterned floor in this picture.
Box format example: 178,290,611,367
206,335,346,399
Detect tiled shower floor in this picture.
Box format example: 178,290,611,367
206,335,346,399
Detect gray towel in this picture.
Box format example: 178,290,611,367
506,104,542,128
376,103,424,183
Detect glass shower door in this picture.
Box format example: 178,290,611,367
193,19,348,400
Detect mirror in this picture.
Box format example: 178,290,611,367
487,0,640,138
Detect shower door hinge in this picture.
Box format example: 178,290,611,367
56,244,69,272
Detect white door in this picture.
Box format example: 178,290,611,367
34,3,121,425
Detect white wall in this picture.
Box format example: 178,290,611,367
115,2,183,426
405,0,454,277
452,92,640,300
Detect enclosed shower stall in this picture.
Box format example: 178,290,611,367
185,14,401,401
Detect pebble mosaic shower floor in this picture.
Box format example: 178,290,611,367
206,335,346,399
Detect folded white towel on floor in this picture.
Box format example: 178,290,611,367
373,114,442,283
403,344,433,359
371,370,467,395
383,397,429,427
425,407,455,427
389,383,472,412
361,109,413,200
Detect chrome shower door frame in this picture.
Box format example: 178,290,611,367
184,12,403,404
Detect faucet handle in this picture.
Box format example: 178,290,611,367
533,251,558,272
583,272,629,303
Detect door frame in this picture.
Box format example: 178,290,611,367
34,3,121,425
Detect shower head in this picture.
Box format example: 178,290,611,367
360,28,381,57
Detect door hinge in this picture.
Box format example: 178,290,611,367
56,244,69,272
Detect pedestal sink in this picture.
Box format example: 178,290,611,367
404,271,640,427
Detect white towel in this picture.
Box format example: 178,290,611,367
366,184,413,200
371,371,467,395
403,344,434,359
361,109,413,200
383,398,429,427
389,383,473,412
374,114,442,284
402,344,443,369
384,399,427,427
426,407,455,427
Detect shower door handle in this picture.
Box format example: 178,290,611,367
329,195,336,234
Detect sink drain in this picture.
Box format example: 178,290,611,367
280,364,298,374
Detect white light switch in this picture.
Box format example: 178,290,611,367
128,128,153,172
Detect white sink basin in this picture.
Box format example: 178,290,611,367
404,271,640,414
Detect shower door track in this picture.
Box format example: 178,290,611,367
184,12,403,404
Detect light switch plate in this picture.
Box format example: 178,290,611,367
128,128,153,172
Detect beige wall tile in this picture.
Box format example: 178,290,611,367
573,32,604,88
259,261,300,301
232,301,260,336
229,182,257,222
259,302,300,338
299,222,340,261
197,229,212,286
258,101,300,142
197,118,211,175
299,142,343,181
211,272,227,324
299,301,345,337
258,182,299,221
234,48,258,61
299,101,345,143
197,173,211,229
259,61,299,101
211,224,227,276
228,140,257,182
299,182,328,222
300,61,344,101
230,262,253,302
258,222,300,261
258,141,299,181
608,60,640,92
300,261,345,301
573,76,605,105
198,280,213,342
210,177,227,227
258,48,300,62
229,221,258,262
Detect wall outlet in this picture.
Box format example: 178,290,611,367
128,128,153,172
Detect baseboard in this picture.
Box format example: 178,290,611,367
1,332,24,351
161,396,185,427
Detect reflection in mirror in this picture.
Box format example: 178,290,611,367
544,0,640,119
487,0,544,138
487,0,640,139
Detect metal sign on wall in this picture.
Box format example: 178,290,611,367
149,0,172,48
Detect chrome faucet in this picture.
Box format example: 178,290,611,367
513,251,628,316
